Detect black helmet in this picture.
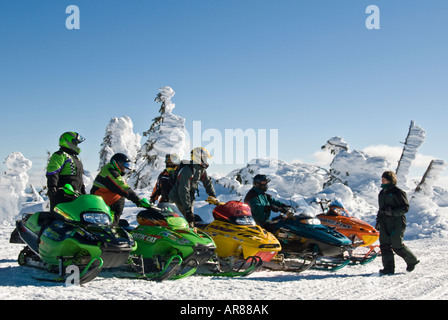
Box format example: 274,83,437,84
110,153,132,175
253,174,270,192
165,153,180,166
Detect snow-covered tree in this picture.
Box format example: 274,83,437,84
321,136,349,155
98,116,141,170
129,86,188,189
0,152,32,223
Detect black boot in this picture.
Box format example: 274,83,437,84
380,250,395,275
406,260,420,272
379,268,395,275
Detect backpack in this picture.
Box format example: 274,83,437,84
170,160,194,185
168,160,201,198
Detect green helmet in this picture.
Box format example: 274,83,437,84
59,132,85,155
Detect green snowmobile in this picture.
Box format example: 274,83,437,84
119,203,261,280
11,184,135,284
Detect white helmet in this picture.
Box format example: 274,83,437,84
191,147,212,168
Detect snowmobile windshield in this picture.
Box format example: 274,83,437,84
296,211,321,225
331,207,351,217
157,202,182,216
331,200,344,208
329,200,350,217
234,216,256,226
299,217,321,225
82,212,111,225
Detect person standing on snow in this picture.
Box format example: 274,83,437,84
150,154,180,204
244,174,292,226
91,153,150,225
46,132,87,212
376,171,420,275
169,147,217,227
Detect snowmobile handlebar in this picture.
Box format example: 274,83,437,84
61,184,82,197
310,198,331,213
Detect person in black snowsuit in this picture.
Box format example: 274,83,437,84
150,154,179,204
169,148,216,227
376,171,420,275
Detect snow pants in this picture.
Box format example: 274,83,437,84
171,200,195,227
110,197,125,225
378,215,418,271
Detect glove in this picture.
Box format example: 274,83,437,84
139,198,152,208
286,210,294,219
280,206,291,214
47,187,58,200
375,221,380,231
207,196,224,205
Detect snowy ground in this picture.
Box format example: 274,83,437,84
1,222,447,301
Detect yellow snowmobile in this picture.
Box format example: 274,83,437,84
196,198,281,272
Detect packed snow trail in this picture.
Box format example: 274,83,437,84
1,224,446,300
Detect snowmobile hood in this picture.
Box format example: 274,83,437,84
317,212,379,247
316,199,380,245
131,224,215,249
54,194,112,224
279,218,352,247
203,220,281,259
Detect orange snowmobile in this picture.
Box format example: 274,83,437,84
313,199,380,265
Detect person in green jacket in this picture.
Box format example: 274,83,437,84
244,174,291,226
169,147,216,227
376,171,419,275
46,132,86,212
91,153,149,225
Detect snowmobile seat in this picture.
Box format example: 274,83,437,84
36,211,53,227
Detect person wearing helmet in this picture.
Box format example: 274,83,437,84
244,174,291,226
91,153,150,225
46,132,86,212
150,154,180,203
169,147,216,227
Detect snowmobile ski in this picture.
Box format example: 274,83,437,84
114,254,184,281
312,256,351,271
197,256,263,277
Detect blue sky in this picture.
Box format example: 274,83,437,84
1,1,447,186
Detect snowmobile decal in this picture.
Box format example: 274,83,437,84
318,217,352,229
132,232,160,243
